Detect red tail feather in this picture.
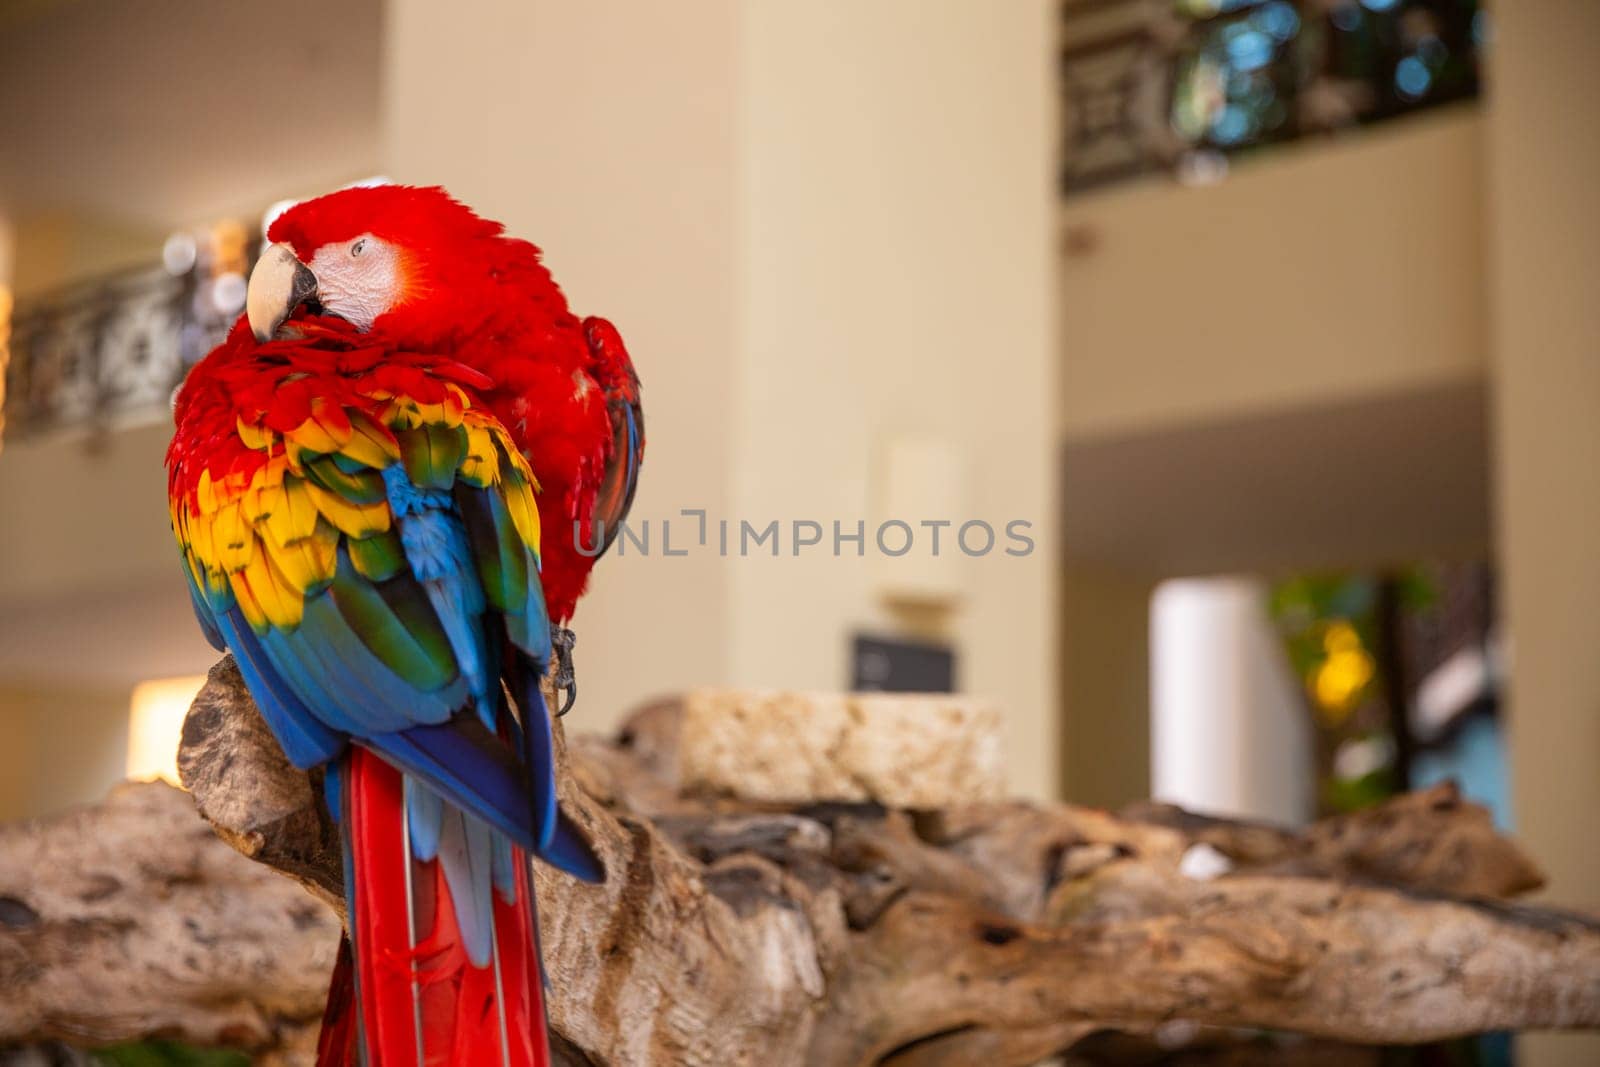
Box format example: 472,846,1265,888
315,937,359,1067
321,747,551,1066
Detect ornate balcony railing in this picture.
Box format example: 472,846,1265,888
1,231,260,443
1061,0,1485,194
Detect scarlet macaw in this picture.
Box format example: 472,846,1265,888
166,186,643,1065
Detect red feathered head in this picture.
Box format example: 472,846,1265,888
247,184,560,348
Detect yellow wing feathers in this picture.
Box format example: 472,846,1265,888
174,380,539,635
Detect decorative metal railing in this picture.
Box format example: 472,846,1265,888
1,230,259,443
1061,0,1485,194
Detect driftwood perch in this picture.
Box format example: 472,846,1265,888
0,780,338,1063
2,656,1598,1065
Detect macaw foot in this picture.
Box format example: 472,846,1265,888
551,626,578,717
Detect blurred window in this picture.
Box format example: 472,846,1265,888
1061,0,1485,194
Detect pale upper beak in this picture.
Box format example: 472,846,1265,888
246,243,319,342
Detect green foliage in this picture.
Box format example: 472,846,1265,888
1268,566,1441,815
1268,572,1377,677
93,1042,249,1067
1322,763,1395,813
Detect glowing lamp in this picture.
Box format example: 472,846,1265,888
127,675,207,785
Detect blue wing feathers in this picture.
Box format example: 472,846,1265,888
192,411,600,885
384,465,495,716
215,609,345,768
184,570,227,652
624,405,641,501
263,593,463,735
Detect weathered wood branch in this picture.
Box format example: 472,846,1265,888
1,657,1597,1066
0,780,338,1062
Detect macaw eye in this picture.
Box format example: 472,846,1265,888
351,239,367,258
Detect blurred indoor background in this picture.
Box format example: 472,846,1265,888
0,4,1595,1057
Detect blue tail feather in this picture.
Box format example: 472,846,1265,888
517,673,559,852
360,710,600,882
434,800,496,968
548,811,605,884
404,777,444,863
364,720,533,849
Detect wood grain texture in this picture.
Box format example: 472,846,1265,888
0,780,338,1058
0,657,1594,1066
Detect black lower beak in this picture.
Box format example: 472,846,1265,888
247,244,320,342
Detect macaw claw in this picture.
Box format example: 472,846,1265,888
551,626,578,717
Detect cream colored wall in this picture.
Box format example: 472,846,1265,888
0,423,220,818
1059,109,1486,440
385,0,1060,797
1055,111,1492,806
732,0,1058,797
0,683,131,822
0,688,25,820
1485,3,1600,1063
385,0,743,737
8,211,164,299
0,425,181,603
0,215,13,282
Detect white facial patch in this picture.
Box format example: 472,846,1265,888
307,233,404,331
